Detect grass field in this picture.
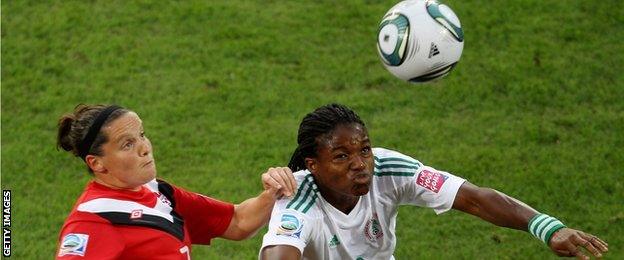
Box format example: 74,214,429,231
2,0,623,259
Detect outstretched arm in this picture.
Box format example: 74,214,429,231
452,182,608,259
221,167,296,240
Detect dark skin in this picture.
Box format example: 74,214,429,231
261,123,609,260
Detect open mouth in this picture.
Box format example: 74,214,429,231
353,173,371,185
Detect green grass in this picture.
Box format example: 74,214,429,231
2,0,622,259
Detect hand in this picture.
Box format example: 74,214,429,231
549,228,608,259
261,167,296,199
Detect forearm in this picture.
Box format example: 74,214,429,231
453,183,538,231
475,188,537,230
453,183,609,258
229,190,275,239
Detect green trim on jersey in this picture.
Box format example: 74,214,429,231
286,155,422,213
374,156,422,177
374,156,419,165
286,174,319,213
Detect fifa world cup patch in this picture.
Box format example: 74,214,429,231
58,233,89,257
416,169,448,193
276,211,304,238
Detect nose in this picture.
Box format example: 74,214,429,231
351,155,366,171
139,138,152,156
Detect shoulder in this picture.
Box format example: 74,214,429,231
59,212,118,245
277,171,323,219
63,183,120,226
57,219,124,258
372,147,423,177
291,170,312,185
372,147,421,163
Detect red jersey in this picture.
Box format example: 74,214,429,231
56,179,234,259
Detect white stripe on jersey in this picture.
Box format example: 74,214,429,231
77,198,174,222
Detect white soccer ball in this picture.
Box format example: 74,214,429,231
377,0,464,83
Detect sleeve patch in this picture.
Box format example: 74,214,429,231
416,169,448,193
58,233,89,257
276,212,304,239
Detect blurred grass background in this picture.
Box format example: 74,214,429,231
2,0,622,258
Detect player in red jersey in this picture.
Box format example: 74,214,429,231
55,104,296,259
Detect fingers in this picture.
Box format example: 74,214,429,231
571,235,602,259
276,167,295,196
556,230,609,259
562,240,589,260
595,237,609,252
262,167,295,197
262,171,283,190
287,168,297,195
579,232,609,255
553,249,571,257
588,235,609,252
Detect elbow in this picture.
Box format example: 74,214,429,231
471,187,503,211
222,215,264,241
226,220,259,241
231,216,264,241
228,235,248,241
226,232,247,241
229,229,259,241
454,182,496,214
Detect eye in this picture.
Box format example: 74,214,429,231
334,153,348,160
122,141,135,150
140,131,146,138
361,146,371,155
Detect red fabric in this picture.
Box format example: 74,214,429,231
171,184,235,244
56,180,234,259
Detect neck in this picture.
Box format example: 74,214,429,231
317,185,360,214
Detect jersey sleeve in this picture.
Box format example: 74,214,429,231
373,148,466,214
260,198,314,254
56,221,124,259
397,165,465,214
167,183,235,244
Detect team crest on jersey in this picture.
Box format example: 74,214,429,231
130,209,143,219
276,211,304,238
58,233,89,257
416,169,448,193
364,213,383,242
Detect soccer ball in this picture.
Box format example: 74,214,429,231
377,0,464,83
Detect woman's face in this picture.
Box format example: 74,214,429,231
95,112,156,189
307,123,374,197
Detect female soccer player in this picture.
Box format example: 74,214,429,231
260,103,608,260
55,104,296,259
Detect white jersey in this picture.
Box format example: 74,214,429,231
261,148,466,260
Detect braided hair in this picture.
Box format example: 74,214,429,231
288,103,366,172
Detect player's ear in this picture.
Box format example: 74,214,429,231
85,155,106,174
305,158,317,174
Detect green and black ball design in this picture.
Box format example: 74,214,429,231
426,1,463,42
377,13,410,66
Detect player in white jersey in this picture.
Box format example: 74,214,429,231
260,103,608,260
263,148,464,259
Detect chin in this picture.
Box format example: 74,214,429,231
352,185,371,196
142,171,157,183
